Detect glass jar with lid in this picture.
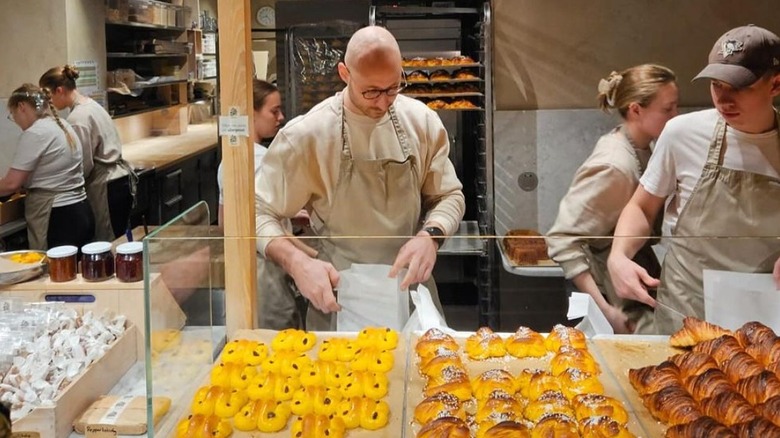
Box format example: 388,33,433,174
46,245,78,282
81,241,115,282
116,242,143,283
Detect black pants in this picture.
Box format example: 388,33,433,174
108,176,133,237
48,200,95,249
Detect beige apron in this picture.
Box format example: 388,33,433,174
652,114,780,335
25,187,82,250
257,255,304,329
305,94,440,331
87,159,137,240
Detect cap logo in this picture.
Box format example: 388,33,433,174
719,39,744,58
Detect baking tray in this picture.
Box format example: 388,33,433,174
0,250,47,285
496,240,564,277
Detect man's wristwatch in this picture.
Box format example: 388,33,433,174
422,226,446,249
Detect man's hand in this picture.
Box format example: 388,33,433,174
603,305,636,334
389,232,438,290
607,254,659,307
288,255,341,314
774,257,780,290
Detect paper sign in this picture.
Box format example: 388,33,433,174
336,264,409,331
85,424,118,438
704,269,780,332
12,432,41,438
218,106,249,138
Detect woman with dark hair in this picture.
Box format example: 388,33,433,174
40,65,135,240
2,84,94,249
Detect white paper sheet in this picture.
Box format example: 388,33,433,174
568,292,614,336
703,269,780,332
335,264,409,332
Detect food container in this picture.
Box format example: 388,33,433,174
116,242,143,283
46,246,78,282
81,242,115,282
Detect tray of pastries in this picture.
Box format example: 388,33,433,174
615,317,780,437
498,230,564,277
173,328,405,438
407,325,647,437
402,55,480,69
423,98,482,111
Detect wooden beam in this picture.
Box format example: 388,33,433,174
218,0,256,335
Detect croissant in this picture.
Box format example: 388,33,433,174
550,346,600,376
416,416,470,438
641,385,702,426
664,416,737,438
414,392,465,424
531,413,580,438
471,369,517,400
578,416,635,438
683,368,734,402
523,391,575,423
736,370,780,405
481,421,531,438
670,351,720,377
768,361,780,381
693,335,743,366
736,321,777,348
757,395,780,427
701,391,759,426
544,324,588,353
506,326,548,358
628,361,681,396
670,317,732,347
572,393,629,425
732,417,780,437
746,337,780,366
721,352,765,384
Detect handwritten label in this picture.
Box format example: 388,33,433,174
218,106,249,146
85,424,118,438
12,432,41,438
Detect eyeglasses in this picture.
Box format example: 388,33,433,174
359,71,408,100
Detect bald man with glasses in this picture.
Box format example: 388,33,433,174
255,25,465,331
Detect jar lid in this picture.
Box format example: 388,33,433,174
46,245,78,258
81,241,112,255
117,242,143,255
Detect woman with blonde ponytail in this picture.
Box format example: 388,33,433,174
547,64,678,334
2,83,95,250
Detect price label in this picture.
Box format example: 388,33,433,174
12,432,41,438
85,424,118,438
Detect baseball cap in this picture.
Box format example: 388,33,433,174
693,24,780,88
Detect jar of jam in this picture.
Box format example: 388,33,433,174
46,245,78,282
116,242,143,283
81,241,114,282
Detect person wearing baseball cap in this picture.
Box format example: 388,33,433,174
606,24,780,335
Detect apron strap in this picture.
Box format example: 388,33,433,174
706,117,728,166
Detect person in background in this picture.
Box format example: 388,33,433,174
547,64,678,334
608,25,780,335
217,79,308,329
256,26,466,331
40,65,135,241
0,84,94,249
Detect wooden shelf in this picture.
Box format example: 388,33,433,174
108,53,189,59
106,20,187,32
108,79,187,93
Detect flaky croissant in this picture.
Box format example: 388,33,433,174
693,335,743,366
628,361,681,396
683,368,735,402
670,351,719,377
669,317,732,347
746,337,780,366
664,416,737,438
736,321,777,348
416,416,470,438
701,391,759,426
721,352,765,384
757,395,780,427
731,417,780,437
736,370,780,405
768,361,780,381
641,385,702,426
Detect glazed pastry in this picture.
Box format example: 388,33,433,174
271,328,312,352
350,347,394,373
475,390,526,423
192,385,228,416
465,327,507,360
430,69,451,81
482,421,531,438
669,317,732,347
340,370,389,400
246,371,278,400
721,352,765,384
213,388,249,418
219,339,259,364
420,350,464,378
290,413,346,438
683,368,734,402
518,369,563,401
701,391,759,426
408,70,429,82
335,396,364,429
452,68,478,79
230,364,259,390
273,374,301,402
261,350,300,374
415,392,465,424
523,390,575,423
628,361,681,395
416,328,460,361
291,385,343,416
360,399,391,430
664,416,737,438
475,412,521,438
404,57,427,67
544,324,587,352
578,416,635,438
242,342,269,366
210,362,243,388
426,99,448,110
505,326,548,358
175,414,233,438
316,338,347,362
558,368,604,399
736,370,780,405
692,335,742,365
572,393,629,425
641,385,702,426
670,351,719,377
471,369,516,400
550,346,600,376
356,327,399,350
424,365,472,401
736,321,777,348
757,395,780,426
531,412,579,438
417,416,470,438
233,399,291,432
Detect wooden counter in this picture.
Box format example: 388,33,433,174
122,123,219,171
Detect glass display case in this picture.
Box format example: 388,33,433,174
133,202,780,437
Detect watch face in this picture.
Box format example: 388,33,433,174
256,6,275,27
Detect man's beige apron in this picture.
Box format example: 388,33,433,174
305,94,441,331
86,159,137,241
25,187,81,250
257,255,303,329
652,114,780,335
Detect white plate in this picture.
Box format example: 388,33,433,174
496,240,564,277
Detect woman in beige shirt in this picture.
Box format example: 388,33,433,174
547,64,678,333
